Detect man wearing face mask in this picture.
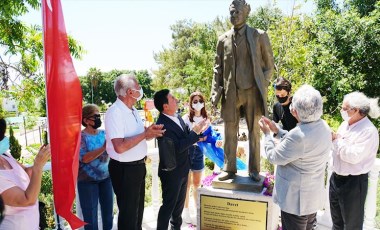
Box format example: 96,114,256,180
105,74,165,230
330,92,380,230
272,77,298,131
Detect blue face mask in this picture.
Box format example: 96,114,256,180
0,136,10,154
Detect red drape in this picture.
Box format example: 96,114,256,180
42,0,85,228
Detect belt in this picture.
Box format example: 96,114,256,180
112,156,146,165
333,172,368,179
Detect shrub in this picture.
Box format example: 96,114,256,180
9,126,21,160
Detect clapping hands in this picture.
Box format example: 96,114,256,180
145,124,166,140
258,116,279,135
193,119,210,135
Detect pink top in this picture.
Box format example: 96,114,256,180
0,151,39,230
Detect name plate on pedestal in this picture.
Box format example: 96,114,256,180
198,187,279,230
200,195,267,230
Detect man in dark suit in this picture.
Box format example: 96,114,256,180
211,0,274,181
154,89,209,230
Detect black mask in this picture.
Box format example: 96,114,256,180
91,117,102,129
276,95,288,104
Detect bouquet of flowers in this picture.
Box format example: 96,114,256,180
263,173,275,196
202,172,219,187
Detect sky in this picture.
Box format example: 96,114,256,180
22,0,315,76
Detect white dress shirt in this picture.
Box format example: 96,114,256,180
332,116,379,176
105,98,147,162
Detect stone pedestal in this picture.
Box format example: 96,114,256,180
212,172,264,193
198,187,280,230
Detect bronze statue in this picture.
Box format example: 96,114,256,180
211,0,274,181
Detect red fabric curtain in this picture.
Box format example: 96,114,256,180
42,0,85,228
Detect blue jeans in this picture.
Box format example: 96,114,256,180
78,177,114,230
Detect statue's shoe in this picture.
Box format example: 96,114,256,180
249,171,261,182
218,172,236,181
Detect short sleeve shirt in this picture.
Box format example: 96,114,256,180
105,98,147,162
78,130,109,182
0,152,39,230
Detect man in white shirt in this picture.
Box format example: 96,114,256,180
105,74,165,230
330,92,380,230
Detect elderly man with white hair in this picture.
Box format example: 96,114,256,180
330,92,380,230
105,74,165,230
259,85,332,230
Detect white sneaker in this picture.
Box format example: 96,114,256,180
182,208,191,224
191,216,197,226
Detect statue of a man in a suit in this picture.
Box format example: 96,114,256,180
211,0,274,181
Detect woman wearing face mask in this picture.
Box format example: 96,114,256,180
0,118,51,230
273,77,298,131
181,92,208,225
78,104,113,230
182,92,246,225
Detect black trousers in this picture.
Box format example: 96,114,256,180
108,159,146,230
281,210,316,230
156,171,189,230
329,172,368,230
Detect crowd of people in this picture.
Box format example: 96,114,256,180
0,63,377,230
0,72,378,230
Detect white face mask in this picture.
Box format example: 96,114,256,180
131,88,143,101
192,103,204,112
340,110,350,121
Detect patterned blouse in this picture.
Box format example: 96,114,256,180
78,130,109,182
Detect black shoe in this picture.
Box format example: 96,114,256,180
249,172,261,182
218,172,236,181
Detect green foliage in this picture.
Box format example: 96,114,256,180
0,0,84,117
261,158,275,174
9,126,21,160
80,68,154,110
205,157,215,171
311,0,380,129
153,19,224,102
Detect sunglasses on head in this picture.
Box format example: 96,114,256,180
193,100,204,104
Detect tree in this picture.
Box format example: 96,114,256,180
9,126,21,160
311,0,380,124
153,18,228,102
80,69,154,110
0,0,84,116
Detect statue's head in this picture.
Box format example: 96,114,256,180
229,0,251,29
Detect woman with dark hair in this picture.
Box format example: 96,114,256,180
78,104,113,230
0,118,51,230
181,92,211,224
182,92,246,224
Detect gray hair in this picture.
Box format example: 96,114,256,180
230,0,251,17
344,92,380,118
292,85,323,123
114,74,137,97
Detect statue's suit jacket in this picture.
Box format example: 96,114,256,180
211,26,274,122
264,119,332,216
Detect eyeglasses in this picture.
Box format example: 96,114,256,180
192,100,204,104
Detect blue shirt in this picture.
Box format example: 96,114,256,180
78,130,110,182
